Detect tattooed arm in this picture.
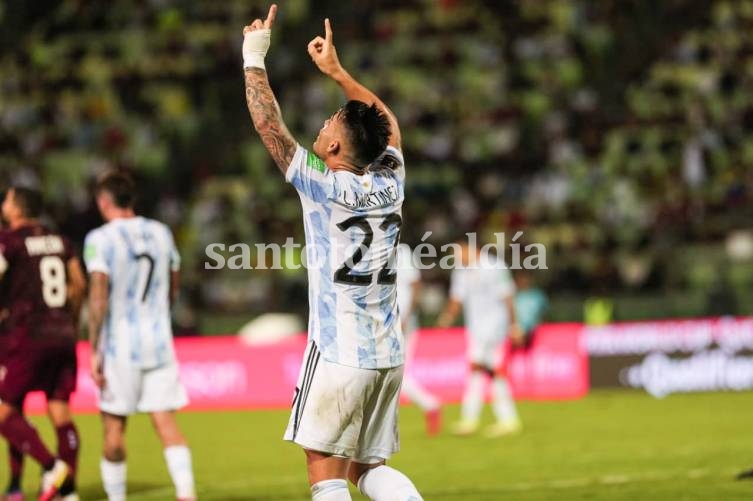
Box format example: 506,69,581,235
88,271,109,389
244,67,298,175
242,5,297,175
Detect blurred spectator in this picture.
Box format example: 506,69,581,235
1,0,752,328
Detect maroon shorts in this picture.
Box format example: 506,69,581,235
0,340,77,407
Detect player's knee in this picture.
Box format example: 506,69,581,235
0,403,18,425
103,430,127,460
103,444,126,462
47,401,72,426
470,364,494,377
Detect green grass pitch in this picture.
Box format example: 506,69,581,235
2,390,753,500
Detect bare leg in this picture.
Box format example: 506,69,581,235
100,412,127,501
150,411,196,500
305,449,351,500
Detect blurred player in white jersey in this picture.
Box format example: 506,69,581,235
438,238,523,438
243,5,422,500
396,244,441,435
84,172,196,501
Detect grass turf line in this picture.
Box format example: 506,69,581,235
1,390,752,500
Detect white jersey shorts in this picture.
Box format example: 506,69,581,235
284,341,403,463
98,358,189,416
468,336,508,371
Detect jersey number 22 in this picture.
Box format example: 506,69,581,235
334,214,402,286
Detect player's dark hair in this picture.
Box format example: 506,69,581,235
11,186,43,218
96,171,136,209
340,100,391,168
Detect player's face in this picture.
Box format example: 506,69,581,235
1,189,16,224
313,110,346,160
95,192,110,220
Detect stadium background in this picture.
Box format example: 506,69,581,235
3,0,753,332
3,0,753,499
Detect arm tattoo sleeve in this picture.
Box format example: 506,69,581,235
87,272,109,352
244,68,298,174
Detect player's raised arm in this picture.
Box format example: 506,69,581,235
308,18,402,150
243,4,298,175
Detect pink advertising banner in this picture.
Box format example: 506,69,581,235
23,325,589,413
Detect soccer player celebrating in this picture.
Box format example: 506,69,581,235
84,172,197,501
243,5,423,500
397,245,441,435
437,238,523,438
0,187,85,501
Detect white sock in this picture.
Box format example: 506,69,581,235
401,375,440,412
492,376,519,424
164,445,197,499
461,371,486,423
358,465,423,501
311,479,351,500
100,458,126,501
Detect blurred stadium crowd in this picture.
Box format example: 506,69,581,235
2,0,753,330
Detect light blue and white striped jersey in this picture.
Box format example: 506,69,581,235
286,145,405,369
84,217,180,369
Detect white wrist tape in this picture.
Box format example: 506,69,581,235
243,29,271,70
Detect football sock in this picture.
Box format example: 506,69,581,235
401,375,440,412
0,411,55,470
56,422,80,477
311,479,351,500
8,443,23,490
461,371,485,423
100,457,126,501
357,465,423,500
492,376,519,424
164,445,196,499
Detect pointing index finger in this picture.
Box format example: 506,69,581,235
265,4,277,28
325,18,333,42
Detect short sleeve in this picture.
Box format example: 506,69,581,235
372,146,405,184
84,230,111,275
285,146,333,203
449,269,465,302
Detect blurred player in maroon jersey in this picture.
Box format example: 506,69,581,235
0,192,25,501
0,191,24,501
0,187,86,501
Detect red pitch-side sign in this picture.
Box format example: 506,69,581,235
23,326,589,413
